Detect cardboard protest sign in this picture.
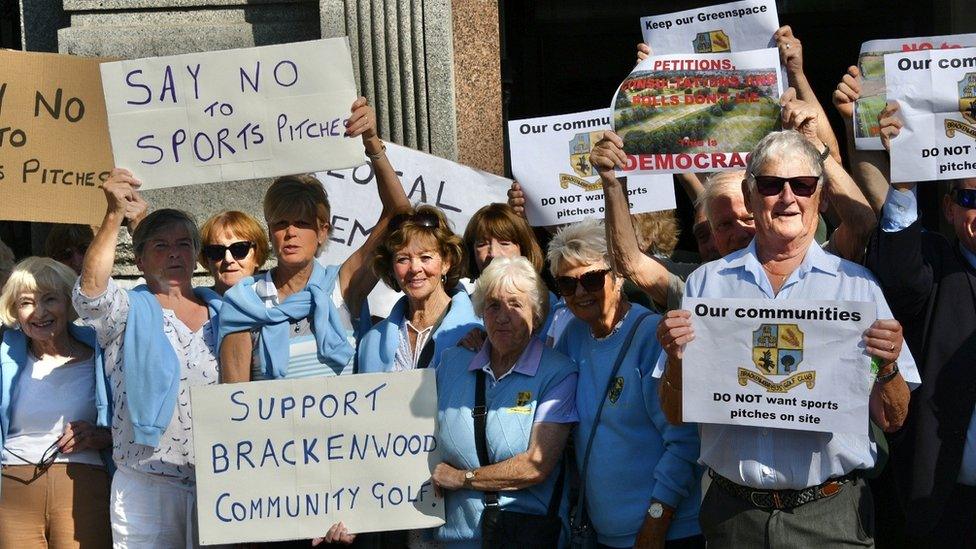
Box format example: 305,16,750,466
0,50,112,225
100,38,365,190
191,369,444,545
316,143,511,316
885,48,976,183
640,0,778,55
507,108,676,227
682,298,877,435
611,48,783,175
854,34,976,150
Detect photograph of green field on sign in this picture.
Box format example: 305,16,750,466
610,48,783,173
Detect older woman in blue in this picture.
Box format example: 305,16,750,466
431,256,578,548
358,205,481,372
0,257,112,547
219,97,410,388
548,219,702,549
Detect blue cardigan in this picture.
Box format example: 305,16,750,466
0,325,112,494
357,288,482,373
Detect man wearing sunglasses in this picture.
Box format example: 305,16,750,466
867,100,976,545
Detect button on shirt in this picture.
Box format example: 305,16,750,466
655,238,921,490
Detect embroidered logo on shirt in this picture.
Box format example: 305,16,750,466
608,376,625,403
507,392,533,414
740,323,816,393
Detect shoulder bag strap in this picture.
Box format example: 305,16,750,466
573,311,653,524
472,369,499,506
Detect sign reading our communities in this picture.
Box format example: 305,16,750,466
853,34,976,150
316,143,511,316
640,0,778,55
191,369,444,545
681,298,876,435
611,48,783,175
100,38,365,190
0,50,112,225
885,47,976,182
507,108,676,227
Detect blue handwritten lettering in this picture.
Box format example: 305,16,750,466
215,492,232,522
327,434,344,461
212,443,228,473
260,439,280,468
186,63,202,100
136,135,163,165
303,438,320,464
193,132,215,162
230,390,249,421
160,65,177,103
282,440,296,465
237,440,254,469
240,62,260,93
274,60,298,87
364,383,387,411
125,70,151,106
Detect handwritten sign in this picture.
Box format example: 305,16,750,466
611,48,783,175
853,34,976,150
640,0,779,55
316,143,511,317
681,298,876,435
0,50,112,225
507,108,676,226
100,38,365,189
885,47,976,182
191,369,444,545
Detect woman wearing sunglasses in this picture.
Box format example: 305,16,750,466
198,211,271,295
548,219,703,549
1,257,112,547
358,204,482,375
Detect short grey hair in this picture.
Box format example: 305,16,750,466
547,218,610,277
472,256,549,333
744,130,824,195
131,209,201,258
698,170,746,227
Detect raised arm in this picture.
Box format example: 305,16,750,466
79,168,143,297
776,25,842,164
338,97,410,315
591,131,673,308
781,88,876,261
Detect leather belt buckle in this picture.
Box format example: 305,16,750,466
820,481,842,498
749,491,770,509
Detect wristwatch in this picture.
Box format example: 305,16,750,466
647,502,664,519
875,363,900,385
817,140,830,163
464,469,476,486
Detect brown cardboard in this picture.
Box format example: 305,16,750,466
0,50,113,226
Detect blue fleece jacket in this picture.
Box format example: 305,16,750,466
357,288,481,373
556,303,701,547
0,324,112,495
124,285,221,447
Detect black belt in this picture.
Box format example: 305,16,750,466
709,469,856,510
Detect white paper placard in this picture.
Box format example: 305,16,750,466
640,0,779,55
682,298,876,435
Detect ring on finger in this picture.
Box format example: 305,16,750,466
889,343,895,352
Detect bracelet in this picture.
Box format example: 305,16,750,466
817,140,830,163
875,363,900,385
366,141,386,160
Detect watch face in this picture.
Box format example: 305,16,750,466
648,503,663,518
465,471,475,480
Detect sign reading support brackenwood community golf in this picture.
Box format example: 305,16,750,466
507,108,676,227
0,50,113,226
100,38,365,189
640,0,779,55
316,143,511,316
191,369,444,545
681,298,876,435
611,48,783,175
853,34,976,151
885,47,976,183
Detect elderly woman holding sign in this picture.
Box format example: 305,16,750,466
431,256,577,548
545,219,702,548
655,130,916,548
73,176,223,547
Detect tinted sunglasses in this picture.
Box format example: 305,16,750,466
389,211,441,233
953,188,976,209
753,174,820,197
201,241,254,261
4,440,60,472
555,269,611,297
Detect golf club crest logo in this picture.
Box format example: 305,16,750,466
738,324,816,393
693,30,731,53
945,72,976,139
608,376,625,404
507,391,533,414
559,131,605,192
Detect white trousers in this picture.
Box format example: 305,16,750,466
110,466,201,549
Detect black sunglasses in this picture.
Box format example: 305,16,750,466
389,211,441,233
555,269,611,297
4,440,60,472
201,241,254,261
753,174,820,197
953,188,976,209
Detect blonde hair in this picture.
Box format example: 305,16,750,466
632,210,679,257
0,257,78,327
547,218,610,276
199,210,271,268
472,256,549,333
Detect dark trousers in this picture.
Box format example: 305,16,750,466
904,484,976,549
596,534,705,549
699,477,875,548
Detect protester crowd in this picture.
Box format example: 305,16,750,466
0,16,973,549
